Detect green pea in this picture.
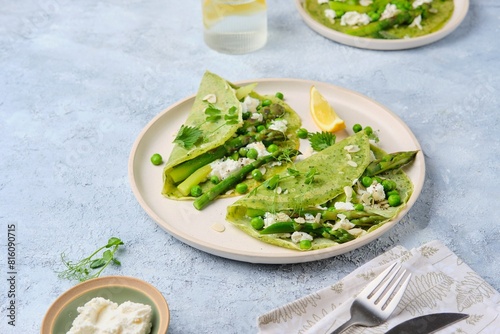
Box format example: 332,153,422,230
361,176,373,187
275,92,284,100
190,185,202,197
388,194,401,207
336,10,345,17
267,144,279,153
381,179,396,192
250,217,264,230
387,190,399,197
238,147,248,157
327,206,336,212
373,176,383,184
368,12,380,21
352,124,362,133
235,183,248,194
251,169,263,181
364,126,373,136
354,203,364,211
297,128,309,139
261,99,272,107
247,148,258,160
150,153,163,166
210,176,220,184
299,239,312,250
257,125,266,132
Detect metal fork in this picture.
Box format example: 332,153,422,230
330,262,412,334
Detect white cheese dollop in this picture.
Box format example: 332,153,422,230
340,11,371,26
291,231,314,243
409,14,423,29
367,182,386,201
209,157,253,180
268,119,288,133
324,9,336,22
334,201,355,211
67,297,152,334
245,141,270,158
380,4,400,20
241,96,260,113
360,0,373,6
317,0,329,4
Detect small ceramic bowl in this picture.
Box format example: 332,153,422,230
41,276,169,334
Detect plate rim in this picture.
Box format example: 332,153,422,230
41,275,170,333
295,0,470,50
128,77,426,264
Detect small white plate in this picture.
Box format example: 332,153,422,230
128,78,425,264
295,0,469,50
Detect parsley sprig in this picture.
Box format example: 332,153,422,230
58,237,124,282
173,125,203,150
309,131,336,152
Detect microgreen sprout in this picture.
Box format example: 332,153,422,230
58,237,124,282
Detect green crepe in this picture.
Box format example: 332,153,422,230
162,71,301,200
226,131,414,251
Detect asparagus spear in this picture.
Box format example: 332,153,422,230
193,149,299,210
364,150,418,176
344,11,413,37
169,129,287,183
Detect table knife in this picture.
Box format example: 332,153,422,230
385,313,469,334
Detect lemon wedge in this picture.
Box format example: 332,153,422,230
310,86,346,133
203,0,266,29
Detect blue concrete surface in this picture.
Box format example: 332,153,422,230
0,0,498,332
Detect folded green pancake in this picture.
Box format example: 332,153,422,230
226,131,415,251
162,71,301,204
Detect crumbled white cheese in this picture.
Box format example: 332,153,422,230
341,11,371,26
304,213,316,223
334,201,355,211
263,212,291,228
268,119,288,133
344,145,360,153
367,182,386,201
241,96,260,113
202,94,217,104
67,297,152,334
413,0,433,9
409,14,423,29
380,4,400,20
324,9,336,22
246,141,269,158
291,231,314,243
331,214,355,230
209,157,253,180
360,0,373,6
250,112,263,122
317,0,329,4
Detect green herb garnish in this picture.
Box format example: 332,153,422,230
58,237,124,282
173,125,203,149
309,131,336,151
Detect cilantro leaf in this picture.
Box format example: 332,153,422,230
173,125,203,149
309,131,336,152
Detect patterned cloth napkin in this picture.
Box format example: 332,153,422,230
257,240,500,334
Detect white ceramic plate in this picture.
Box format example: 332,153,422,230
128,79,425,264
295,0,469,50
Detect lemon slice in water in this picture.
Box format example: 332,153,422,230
310,86,346,133
203,0,266,29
